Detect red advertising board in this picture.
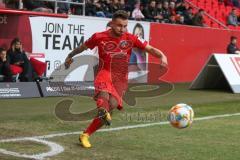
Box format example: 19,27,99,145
0,14,32,51
149,23,240,83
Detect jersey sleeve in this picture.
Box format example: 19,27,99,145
133,35,148,50
84,33,98,49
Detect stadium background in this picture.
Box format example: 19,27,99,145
2,12,240,83
1,0,240,160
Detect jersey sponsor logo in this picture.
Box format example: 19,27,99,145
109,52,128,58
103,41,118,52
119,40,133,50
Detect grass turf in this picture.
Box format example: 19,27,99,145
0,83,240,159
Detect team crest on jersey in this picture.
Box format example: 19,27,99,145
103,41,118,51
119,40,133,50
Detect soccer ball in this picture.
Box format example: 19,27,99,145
168,103,194,129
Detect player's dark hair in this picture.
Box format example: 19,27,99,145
112,10,129,20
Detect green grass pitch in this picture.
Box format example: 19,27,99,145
0,83,240,160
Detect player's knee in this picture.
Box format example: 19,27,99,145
98,91,109,99
96,94,110,112
109,98,118,110
109,102,118,110
96,97,108,106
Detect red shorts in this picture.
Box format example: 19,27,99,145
94,70,127,110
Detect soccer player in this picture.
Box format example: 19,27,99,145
64,10,168,148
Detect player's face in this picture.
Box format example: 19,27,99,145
111,18,128,37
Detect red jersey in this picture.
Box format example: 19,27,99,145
84,29,147,108
85,29,147,80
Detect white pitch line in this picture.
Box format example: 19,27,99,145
0,138,64,160
0,112,240,160
1,112,240,143
27,138,64,160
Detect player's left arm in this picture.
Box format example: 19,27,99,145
144,44,168,66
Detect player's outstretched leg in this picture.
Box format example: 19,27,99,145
97,107,112,126
79,92,112,148
96,92,112,126
79,117,103,148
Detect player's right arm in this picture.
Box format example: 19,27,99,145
64,33,98,69
64,44,88,69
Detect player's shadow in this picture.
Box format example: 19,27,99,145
54,99,97,122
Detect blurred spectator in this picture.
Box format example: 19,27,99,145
4,0,18,9
177,15,185,24
227,8,239,26
161,1,171,23
176,0,184,3
132,2,145,21
143,0,157,22
71,0,84,15
85,0,96,16
57,0,71,14
0,0,6,8
169,15,177,24
119,0,126,10
119,0,131,17
110,0,120,14
126,0,139,12
155,2,164,22
23,0,53,13
101,0,113,17
232,0,240,8
192,9,206,27
7,38,38,82
1,0,209,29
227,36,240,54
175,1,187,14
183,7,194,25
0,48,13,82
169,1,176,16
154,3,163,23
141,0,149,7
94,1,106,17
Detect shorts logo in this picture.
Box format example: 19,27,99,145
119,40,133,50
103,41,118,52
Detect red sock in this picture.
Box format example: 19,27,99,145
84,117,103,136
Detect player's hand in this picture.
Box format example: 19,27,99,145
64,56,73,69
160,55,168,67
